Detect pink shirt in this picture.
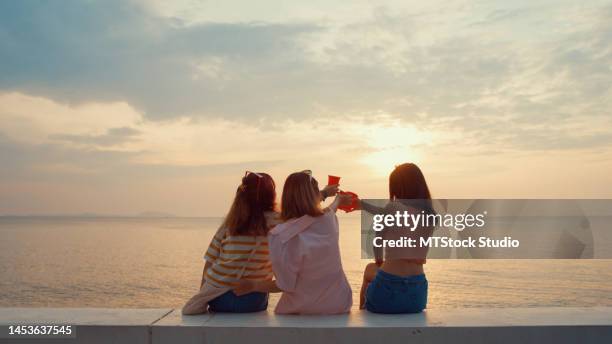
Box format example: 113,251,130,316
268,206,352,314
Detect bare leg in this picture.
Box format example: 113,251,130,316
360,262,379,309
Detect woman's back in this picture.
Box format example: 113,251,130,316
380,201,433,276
205,230,273,287
268,209,352,314
205,211,280,287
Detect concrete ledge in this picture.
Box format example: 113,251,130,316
1,307,611,344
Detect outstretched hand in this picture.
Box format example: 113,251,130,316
337,193,353,207
321,184,340,199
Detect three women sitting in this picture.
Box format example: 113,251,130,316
182,163,432,315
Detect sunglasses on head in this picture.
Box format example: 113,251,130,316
300,169,312,181
245,171,263,178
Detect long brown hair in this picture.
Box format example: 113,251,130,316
221,172,276,236
281,172,324,221
389,163,434,213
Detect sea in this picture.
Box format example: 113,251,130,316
1,216,612,310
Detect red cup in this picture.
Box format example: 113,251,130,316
328,175,341,185
338,191,359,213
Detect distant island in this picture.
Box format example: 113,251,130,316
0,211,178,218
136,211,177,218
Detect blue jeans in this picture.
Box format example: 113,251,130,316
365,270,427,314
208,291,269,313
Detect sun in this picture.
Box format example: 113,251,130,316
355,123,430,176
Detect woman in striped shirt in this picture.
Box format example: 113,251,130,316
182,171,280,314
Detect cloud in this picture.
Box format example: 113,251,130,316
0,0,321,119
1,0,610,135
0,129,287,215
0,131,138,181
0,91,426,214
49,127,141,147
0,128,283,184
1,0,612,215
0,92,439,183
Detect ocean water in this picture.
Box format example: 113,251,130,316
1,216,612,310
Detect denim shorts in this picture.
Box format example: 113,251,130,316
208,291,269,313
365,270,427,314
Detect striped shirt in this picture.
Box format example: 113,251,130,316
203,227,275,288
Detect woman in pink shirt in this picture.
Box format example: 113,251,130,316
234,170,353,314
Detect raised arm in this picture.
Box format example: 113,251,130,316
323,193,353,213
360,199,385,214
320,184,339,202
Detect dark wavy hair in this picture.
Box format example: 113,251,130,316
389,163,434,214
221,172,276,236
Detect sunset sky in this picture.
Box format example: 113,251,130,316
1,0,611,216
